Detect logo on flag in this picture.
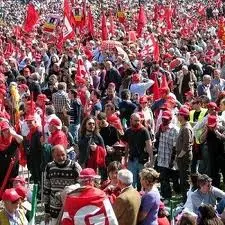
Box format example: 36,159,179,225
43,15,60,33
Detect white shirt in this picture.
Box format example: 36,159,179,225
130,80,154,97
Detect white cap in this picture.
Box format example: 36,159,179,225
118,169,133,185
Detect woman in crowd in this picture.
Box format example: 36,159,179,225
101,161,122,203
138,168,160,225
178,213,196,225
198,204,223,225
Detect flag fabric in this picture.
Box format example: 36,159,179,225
101,12,108,41
23,3,39,33
87,8,95,36
165,6,173,31
136,5,147,37
152,75,160,101
109,11,115,35
63,0,75,40
61,186,118,225
161,74,169,90
76,57,87,78
153,40,160,62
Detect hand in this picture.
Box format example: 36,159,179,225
90,143,97,151
106,146,115,154
45,213,51,224
9,128,17,136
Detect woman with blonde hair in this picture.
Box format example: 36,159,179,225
138,168,160,225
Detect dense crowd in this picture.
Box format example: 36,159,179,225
2,0,225,224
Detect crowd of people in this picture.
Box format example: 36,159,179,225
1,0,225,224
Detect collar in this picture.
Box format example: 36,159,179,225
121,185,132,193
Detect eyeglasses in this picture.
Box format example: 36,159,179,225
88,122,95,126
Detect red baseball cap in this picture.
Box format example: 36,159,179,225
207,115,217,128
18,84,29,91
2,188,21,202
185,91,194,97
207,102,219,111
37,94,49,102
49,118,61,129
162,110,172,120
79,168,100,179
15,185,28,199
178,107,190,117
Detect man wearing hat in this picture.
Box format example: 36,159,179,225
176,107,194,203
25,115,42,188
61,168,118,225
0,188,28,225
157,110,180,200
113,169,141,225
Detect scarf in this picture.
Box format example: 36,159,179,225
27,125,38,142
0,135,13,151
131,124,144,131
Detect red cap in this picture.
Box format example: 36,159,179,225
15,185,28,199
132,73,141,83
162,110,172,120
0,121,10,131
18,84,28,91
79,168,100,179
185,91,194,97
49,118,61,129
207,102,219,111
178,107,190,117
207,115,217,128
139,96,148,104
37,93,49,102
11,176,27,185
2,188,21,202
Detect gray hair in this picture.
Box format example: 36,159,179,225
118,169,133,185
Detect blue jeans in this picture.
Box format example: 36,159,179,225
128,158,144,191
69,124,80,144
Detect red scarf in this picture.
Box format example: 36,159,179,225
0,135,13,151
27,126,38,142
131,124,144,131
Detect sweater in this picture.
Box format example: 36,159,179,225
43,159,81,218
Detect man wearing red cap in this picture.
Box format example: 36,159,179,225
25,115,42,188
61,168,118,225
0,188,28,225
176,107,194,203
156,110,179,200
48,118,68,149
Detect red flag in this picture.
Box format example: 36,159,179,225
165,6,173,31
61,187,118,225
101,12,108,41
58,0,75,50
137,5,146,37
153,41,160,62
87,8,95,36
152,75,160,101
23,3,39,33
76,57,87,78
161,75,169,90
109,11,115,35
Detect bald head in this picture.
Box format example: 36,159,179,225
130,113,141,128
52,145,67,165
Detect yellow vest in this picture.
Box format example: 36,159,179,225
189,108,208,144
0,209,27,225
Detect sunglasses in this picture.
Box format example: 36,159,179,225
88,122,95,125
